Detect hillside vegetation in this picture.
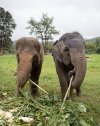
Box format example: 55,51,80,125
85,37,100,54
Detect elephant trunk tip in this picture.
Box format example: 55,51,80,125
71,73,86,89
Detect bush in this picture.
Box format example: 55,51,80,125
96,47,100,54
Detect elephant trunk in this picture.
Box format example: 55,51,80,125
70,48,86,89
17,54,32,86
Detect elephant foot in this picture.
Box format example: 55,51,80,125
31,93,39,98
17,90,24,97
17,85,24,97
30,88,38,98
76,88,81,96
66,96,72,100
62,92,72,101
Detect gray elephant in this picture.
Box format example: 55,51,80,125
52,32,87,99
16,37,44,97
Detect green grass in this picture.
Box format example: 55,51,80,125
0,55,17,93
0,54,100,125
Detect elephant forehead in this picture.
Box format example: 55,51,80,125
20,53,33,59
68,39,85,49
69,48,85,54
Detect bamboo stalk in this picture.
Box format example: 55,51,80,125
53,76,73,126
29,79,48,94
60,76,73,113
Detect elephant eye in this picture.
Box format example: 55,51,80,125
64,47,69,51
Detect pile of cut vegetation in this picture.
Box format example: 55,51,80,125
0,93,95,126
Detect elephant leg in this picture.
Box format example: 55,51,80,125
54,60,70,99
76,87,81,96
30,63,42,97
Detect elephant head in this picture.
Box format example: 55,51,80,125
16,37,44,96
52,32,87,89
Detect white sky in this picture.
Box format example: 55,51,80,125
1,0,100,40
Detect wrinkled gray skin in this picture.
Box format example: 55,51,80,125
52,32,87,99
16,37,44,97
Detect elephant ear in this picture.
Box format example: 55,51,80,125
52,40,62,62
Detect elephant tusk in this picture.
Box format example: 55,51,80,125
29,79,48,94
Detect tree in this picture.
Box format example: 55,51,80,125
0,7,16,54
26,14,59,53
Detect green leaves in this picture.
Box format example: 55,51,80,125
0,93,94,126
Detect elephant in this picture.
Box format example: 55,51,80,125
52,32,87,99
16,37,44,97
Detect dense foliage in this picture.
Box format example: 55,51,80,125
0,7,16,54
